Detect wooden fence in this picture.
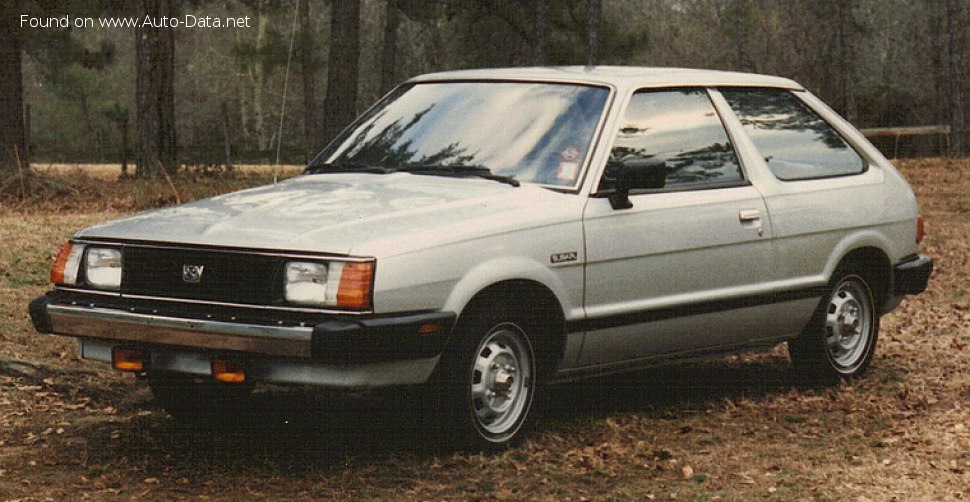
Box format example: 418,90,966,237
859,125,952,159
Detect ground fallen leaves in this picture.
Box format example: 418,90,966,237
0,158,967,500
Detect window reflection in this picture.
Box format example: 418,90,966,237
600,89,742,191
720,88,864,180
316,82,610,186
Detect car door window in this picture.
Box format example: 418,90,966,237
599,88,744,192
720,88,865,181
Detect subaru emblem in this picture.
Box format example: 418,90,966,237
182,265,204,283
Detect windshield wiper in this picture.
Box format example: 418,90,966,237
304,162,397,175
401,165,520,187
305,163,519,187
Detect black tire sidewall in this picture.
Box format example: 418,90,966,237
436,302,538,450
823,274,879,376
790,269,880,382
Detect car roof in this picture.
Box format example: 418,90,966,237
408,66,803,90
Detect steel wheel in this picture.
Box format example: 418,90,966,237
432,294,545,451
824,276,874,373
469,323,534,440
789,268,880,383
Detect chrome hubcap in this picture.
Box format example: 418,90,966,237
470,324,532,437
825,277,873,372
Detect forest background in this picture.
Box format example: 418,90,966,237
0,0,966,188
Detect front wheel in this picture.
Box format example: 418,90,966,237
469,323,535,441
436,308,537,450
789,270,880,383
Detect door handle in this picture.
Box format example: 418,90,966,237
739,210,761,222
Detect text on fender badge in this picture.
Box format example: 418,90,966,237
550,252,578,264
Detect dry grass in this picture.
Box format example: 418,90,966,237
1,165,299,216
0,159,967,500
32,163,303,180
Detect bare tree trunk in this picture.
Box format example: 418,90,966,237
428,7,443,71
135,1,159,178
945,0,964,156
157,0,177,173
0,0,29,186
323,0,361,144
734,0,749,71
585,0,601,66
249,8,270,151
381,0,400,94
24,103,31,163
221,101,233,171
121,112,129,176
300,0,317,160
533,0,548,65
836,0,857,122
135,0,177,178
930,0,947,140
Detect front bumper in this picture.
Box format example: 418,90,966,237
30,291,455,388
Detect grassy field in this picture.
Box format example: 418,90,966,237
1,159,967,500
30,163,304,180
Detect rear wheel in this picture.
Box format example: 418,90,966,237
789,269,880,383
148,371,254,423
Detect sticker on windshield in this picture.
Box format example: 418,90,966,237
560,146,581,161
557,162,579,181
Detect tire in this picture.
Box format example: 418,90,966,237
148,371,254,424
435,303,538,451
789,268,880,384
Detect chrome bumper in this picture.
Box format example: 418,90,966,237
31,296,451,389
48,304,314,358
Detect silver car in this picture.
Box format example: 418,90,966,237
30,67,932,449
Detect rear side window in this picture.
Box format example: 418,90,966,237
599,88,743,191
720,88,865,181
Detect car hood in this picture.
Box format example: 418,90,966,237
76,172,579,256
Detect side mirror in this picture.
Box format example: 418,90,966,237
608,158,666,210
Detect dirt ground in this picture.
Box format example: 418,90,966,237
0,159,967,501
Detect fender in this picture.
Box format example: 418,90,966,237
442,256,580,323
823,229,895,280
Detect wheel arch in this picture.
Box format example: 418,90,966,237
444,277,568,381
830,244,893,313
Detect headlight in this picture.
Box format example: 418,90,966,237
284,260,374,309
84,247,122,290
51,242,85,285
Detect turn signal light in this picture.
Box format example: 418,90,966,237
51,242,84,285
418,322,442,334
917,215,924,244
336,261,374,309
211,359,246,383
112,348,145,372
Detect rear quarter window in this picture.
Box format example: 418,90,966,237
720,88,865,181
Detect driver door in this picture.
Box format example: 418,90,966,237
579,88,780,366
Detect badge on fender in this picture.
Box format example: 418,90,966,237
550,252,578,264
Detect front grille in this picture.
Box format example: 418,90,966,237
121,246,285,305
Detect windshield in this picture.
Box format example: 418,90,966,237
310,82,611,187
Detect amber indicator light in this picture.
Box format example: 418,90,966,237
112,348,145,372
211,359,246,383
50,242,74,285
917,215,924,244
418,323,441,334
337,261,374,309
